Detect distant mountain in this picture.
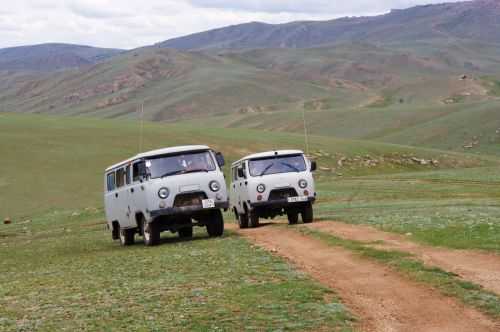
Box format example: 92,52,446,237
158,0,500,50
0,43,123,72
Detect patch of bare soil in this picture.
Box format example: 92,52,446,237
229,223,499,332
307,221,500,295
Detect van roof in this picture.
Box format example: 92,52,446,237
232,150,304,166
105,145,211,172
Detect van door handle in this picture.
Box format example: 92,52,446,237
245,181,248,186
130,188,134,193
115,193,118,198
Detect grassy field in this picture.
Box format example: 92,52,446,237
315,167,500,252
1,112,500,330
1,112,488,220
0,208,354,331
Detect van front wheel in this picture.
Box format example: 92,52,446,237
238,213,249,229
249,212,259,228
144,221,160,246
207,210,224,237
301,203,314,224
287,211,299,225
119,227,135,246
179,218,193,238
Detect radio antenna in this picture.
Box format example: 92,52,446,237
302,107,310,155
139,101,145,153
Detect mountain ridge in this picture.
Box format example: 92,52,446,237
158,0,500,50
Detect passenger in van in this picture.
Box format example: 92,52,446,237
187,155,210,172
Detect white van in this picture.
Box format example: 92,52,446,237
230,150,317,228
104,145,228,246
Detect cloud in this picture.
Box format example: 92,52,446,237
0,0,463,50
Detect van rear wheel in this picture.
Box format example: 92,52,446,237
119,227,135,246
144,221,160,246
301,203,314,224
207,210,224,237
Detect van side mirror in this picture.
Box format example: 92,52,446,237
215,152,225,167
237,167,244,178
311,161,317,172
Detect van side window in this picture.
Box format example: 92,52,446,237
107,173,115,191
116,168,126,188
133,162,142,182
241,162,247,179
232,166,237,181
125,165,131,185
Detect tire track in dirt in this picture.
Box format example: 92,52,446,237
306,221,500,295
228,223,499,332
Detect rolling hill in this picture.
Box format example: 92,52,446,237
0,43,123,71
0,0,499,159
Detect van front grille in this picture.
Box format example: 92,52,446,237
173,192,208,208
269,188,298,201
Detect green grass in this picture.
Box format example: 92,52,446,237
0,208,354,331
2,112,485,220
314,167,500,252
297,227,500,319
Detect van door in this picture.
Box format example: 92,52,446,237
229,165,238,212
104,172,117,223
239,161,249,212
131,161,147,222
115,167,133,228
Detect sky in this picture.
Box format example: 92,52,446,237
0,0,464,50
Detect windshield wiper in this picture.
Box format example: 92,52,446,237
160,169,185,178
183,168,209,174
280,162,300,172
160,168,209,178
259,163,274,176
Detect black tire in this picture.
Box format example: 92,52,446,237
143,221,160,246
301,203,314,224
249,211,259,228
287,211,299,225
119,227,135,246
238,212,249,229
207,210,224,237
178,218,193,239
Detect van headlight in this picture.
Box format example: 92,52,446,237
298,179,308,189
257,184,266,193
209,180,221,192
158,187,169,199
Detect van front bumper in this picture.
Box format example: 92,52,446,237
150,201,229,218
250,197,315,209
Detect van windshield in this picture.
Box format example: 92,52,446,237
148,151,216,179
249,154,307,177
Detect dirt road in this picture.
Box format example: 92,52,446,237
306,221,500,295
229,223,499,332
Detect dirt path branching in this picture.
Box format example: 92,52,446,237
307,221,500,295
230,223,500,332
